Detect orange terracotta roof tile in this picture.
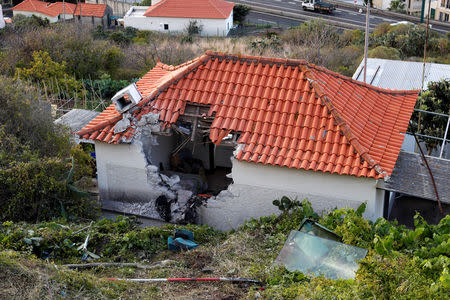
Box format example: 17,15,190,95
73,3,107,18
144,0,234,19
13,0,106,17
13,0,61,17
78,51,419,179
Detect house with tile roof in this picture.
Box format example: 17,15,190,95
123,0,234,36
76,51,419,230
12,0,112,27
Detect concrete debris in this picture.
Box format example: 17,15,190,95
114,116,131,134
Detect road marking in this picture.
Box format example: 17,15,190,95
258,19,277,24
288,1,296,4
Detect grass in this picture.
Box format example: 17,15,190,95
0,202,448,299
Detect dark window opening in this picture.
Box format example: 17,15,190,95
164,24,169,30
116,96,131,110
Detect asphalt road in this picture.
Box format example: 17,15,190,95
237,0,449,33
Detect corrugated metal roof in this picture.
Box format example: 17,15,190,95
383,151,450,204
55,109,100,133
353,58,450,90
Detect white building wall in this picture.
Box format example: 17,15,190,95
124,9,233,36
199,159,384,230
0,5,5,29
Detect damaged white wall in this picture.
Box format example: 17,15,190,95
199,159,385,231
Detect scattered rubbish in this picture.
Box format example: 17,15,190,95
106,277,264,286
76,221,100,261
168,229,198,251
62,260,175,270
275,218,368,280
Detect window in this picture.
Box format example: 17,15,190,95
164,24,169,30
440,12,443,20
445,13,449,22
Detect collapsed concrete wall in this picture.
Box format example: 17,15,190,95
96,112,200,223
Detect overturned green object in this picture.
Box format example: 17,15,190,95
275,219,368,280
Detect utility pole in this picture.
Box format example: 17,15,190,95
363,0,370,83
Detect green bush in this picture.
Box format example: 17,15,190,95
368,45,401,60
0,76,97,222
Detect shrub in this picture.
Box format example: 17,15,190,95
368,45,401,60
14,50,83,97
0,76,97,222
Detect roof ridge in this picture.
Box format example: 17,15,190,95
139,54,212,107
76,55,211,137
205,51,419,95
305,61,420,95
301,66,388,178
156,57,201,71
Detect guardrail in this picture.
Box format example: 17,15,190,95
309,0,450,29
233,0,364,30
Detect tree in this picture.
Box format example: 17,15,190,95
14,50,83,98
0,76,97,222
389,0,406,12
233,4,251,25
411,79,450,154
185,20,203,36
368,46,401,60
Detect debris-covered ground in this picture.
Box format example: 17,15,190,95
1,201,449,299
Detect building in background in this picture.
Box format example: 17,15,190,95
435,0,450,21
123,0,234,36
12,0,112,27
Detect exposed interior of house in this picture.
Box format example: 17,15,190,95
154,103,235,196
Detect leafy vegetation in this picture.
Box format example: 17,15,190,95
0,200,448,299
410,79,450,153
0,76,98,222
233,4,251,25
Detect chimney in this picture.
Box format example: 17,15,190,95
111,83,143,113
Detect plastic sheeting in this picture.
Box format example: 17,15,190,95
275,229,368,280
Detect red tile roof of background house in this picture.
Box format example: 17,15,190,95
77,51,418,179
144,0,234,19
13,0,61,17
73,3,107,18
51,2,76,15
13,0,105,18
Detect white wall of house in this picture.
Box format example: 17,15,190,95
199,159,384,230
0,5,5,29
13,10,61,22
124,7,233,36
95,133,384,230
372,0,392,10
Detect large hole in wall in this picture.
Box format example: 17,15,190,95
157,123,233,196
138,106,236,223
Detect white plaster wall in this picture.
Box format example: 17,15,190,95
95,142,163,203
372,0,392,9
13,11,59,22
124,13,232,36
0,5,5,29
199,159,384,231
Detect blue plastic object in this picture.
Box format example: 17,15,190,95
168,229,198,250
168,236,198,250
